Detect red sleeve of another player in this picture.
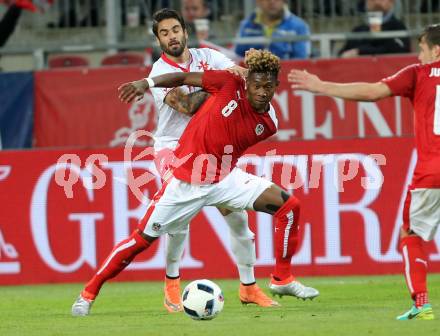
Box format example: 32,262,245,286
381,64,418,99
202,70,238,94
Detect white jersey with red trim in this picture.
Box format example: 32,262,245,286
149,48,235,151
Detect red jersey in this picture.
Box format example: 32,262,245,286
382,60,440,187
173,70,278,184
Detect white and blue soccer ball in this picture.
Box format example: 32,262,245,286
182,279,224,320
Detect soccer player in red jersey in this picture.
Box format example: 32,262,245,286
71,49,318,316
289,24,440,320
143,8,274,312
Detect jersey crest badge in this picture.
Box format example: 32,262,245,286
197,60,210,70
255,124,264,135
151,223,161,232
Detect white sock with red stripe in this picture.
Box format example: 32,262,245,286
83,230,150,299
400,235,429,308
272,196,300,281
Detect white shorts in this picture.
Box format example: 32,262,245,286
404,188,440,241
138,168,273,237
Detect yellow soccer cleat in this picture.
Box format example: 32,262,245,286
396,304,435,320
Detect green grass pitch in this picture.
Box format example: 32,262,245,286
1,275,439,336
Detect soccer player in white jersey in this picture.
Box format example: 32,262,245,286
147,8,277,312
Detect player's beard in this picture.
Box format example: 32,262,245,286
161,36,187,57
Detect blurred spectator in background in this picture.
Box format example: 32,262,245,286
181,0,210,24
180,0,209,44
179,0,239,60
235,0,310,60
339,0,410,58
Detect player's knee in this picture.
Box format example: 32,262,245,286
169,228,189,239
224,211,247,226
290,195,301,210
165,231,188,261
274,194,301,222
283,195,301,212
218,207,233,216
136,229,157,245
224,210,248,223
230,232,256,265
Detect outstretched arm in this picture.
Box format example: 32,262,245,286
118,72,203,103
288,69,392,102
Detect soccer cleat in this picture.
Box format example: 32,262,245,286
239,283,280,307
71,295,93,316
396,304,435,320
164,277,183,313
269,275,319,300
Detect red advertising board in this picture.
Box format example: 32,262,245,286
1,138,439,285
34,66,155,148
34,55,417,148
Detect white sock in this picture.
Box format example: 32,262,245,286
224,211,256,284
165,228,188,278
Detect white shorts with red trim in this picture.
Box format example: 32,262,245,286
403,188,440,241
138,167,273,237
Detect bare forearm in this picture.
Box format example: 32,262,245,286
288,69,393,103
119,72,203,104
318,81,389,101
151,72,203,88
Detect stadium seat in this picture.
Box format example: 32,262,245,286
101,52,145,66
48,55,90,68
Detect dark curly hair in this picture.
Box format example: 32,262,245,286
152,8,186,37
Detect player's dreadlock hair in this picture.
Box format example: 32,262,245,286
245,49,281,77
